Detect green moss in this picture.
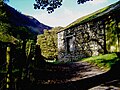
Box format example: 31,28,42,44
65,1,120,30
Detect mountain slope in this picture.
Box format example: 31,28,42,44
4,3,52,34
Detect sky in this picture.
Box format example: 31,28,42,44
7,0,119,27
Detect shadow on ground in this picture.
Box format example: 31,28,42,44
20,53,120,90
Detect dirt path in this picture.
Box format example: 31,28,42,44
31,61,120,90
63,61,105,82
33,61,104,83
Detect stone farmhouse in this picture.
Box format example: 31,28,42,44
57,1,120,62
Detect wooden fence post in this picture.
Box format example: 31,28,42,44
6,46,12,90
35,45,45,67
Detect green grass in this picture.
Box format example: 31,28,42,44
81,53,120,71
49,53,120,70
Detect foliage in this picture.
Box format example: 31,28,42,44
11,26,36,41
37,29,57,60
0,1,15,43
0,1,36,42
0,1,36,64
0,13,34,44
0,21,13,43
37,27,63,60
106,21,118,52
81,53,120,71
34,0,62,13
34,0,93,13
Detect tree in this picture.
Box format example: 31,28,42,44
0,0,16,43
34,0,93,13
3,0,93,13
37,27,63,60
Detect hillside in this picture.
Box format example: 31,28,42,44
65,1,120,30
4,3,52,34
0,2,52,44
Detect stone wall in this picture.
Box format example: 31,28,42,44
58,21,105,62
57,7,120,62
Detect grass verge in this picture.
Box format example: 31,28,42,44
81,53,120,71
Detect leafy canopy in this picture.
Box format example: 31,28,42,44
34,0,93,13
2,0,93,13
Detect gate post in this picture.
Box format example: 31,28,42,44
6,46,13,90
35,45,45,67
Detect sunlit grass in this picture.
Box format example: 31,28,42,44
81,53,119,71
42,53,120,71
46,59,56,63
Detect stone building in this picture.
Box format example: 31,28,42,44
57,1,120,62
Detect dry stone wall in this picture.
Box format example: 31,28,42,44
58,8,120,62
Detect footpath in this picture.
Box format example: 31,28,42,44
27,61,120,90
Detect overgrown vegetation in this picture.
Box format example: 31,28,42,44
1,1,36,41
81,53,120,71
106,21,120,52
37,27,63,60
0,0,36,75
0,0,14,43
